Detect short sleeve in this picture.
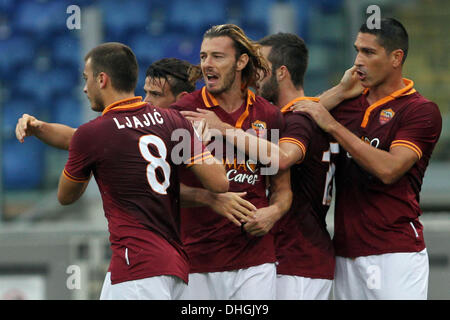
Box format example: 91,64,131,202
63,124,96,182
391,102,442,159
280,112,315,159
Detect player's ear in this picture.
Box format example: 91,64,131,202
97,72,109,89
277,65,289,81
391,49,404,68
236,53,249,72
175,91,189,102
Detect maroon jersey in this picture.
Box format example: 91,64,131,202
170,87,284,273
274,97,336,279
64,97,210,284
331,79,442,257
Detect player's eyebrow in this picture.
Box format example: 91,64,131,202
200,50,226,57
354,44,376,53
149,90,163,96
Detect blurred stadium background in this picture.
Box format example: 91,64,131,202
0,0,448,300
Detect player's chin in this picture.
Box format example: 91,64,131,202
206,84,224,95
90,103,102,112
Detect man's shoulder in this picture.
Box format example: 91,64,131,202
253,95,281,115
75,115,103,134
405,91,440,111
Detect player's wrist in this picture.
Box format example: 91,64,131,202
326,119,343,135
333,83,349,102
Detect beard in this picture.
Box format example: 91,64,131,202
90,91,105,112
259,73,279,104
207,63,237,95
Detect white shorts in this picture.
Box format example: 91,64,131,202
276,274,332,300
334,249,429,300
180,263,276,300
99,272,187,300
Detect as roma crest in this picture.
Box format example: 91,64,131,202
251,120,267,137
379,108,395,125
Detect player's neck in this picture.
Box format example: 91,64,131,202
277,85,305,108
214,81,246,113
102,91,137,110
366,73,405,105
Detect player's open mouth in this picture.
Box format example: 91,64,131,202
205,73,219,85
356,69,366,80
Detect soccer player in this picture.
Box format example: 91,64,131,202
293,18,442,299
15,56,257,225
252,32,335,300
50,42,232,299
143,57,202,109
15,58,202,149
172,24,292,300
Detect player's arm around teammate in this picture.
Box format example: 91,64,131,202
293,99,418,184
180,108,289,170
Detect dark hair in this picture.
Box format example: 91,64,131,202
84,42,138,92
203,24,270,90
145,58,202,96
359,18,409,64
258,32,308,89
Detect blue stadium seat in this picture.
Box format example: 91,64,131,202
13,0,69,39
50,95,82,129
2,137,45,190
99,0,150,40
52,35,81,69
0,0,16,14
242,0,275,27
128,32,166,68
15,66,78,105
241,26,267,42
167,0,227,33
162,33,201,65
0,34,35,76
314,0,343,13
2,98,41,139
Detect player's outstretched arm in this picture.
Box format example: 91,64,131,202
244,168,292,236
180,184,256,226
16,114,76,150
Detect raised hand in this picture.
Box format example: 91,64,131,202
339,65,364,100
15,113,43,143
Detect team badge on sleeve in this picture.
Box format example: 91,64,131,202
379,108,395,125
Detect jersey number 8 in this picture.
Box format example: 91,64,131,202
138,135,171,195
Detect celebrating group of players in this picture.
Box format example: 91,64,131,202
15,18,442,300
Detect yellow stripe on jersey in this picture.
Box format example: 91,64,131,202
279,137,306,163
390,140,422,159
280,96,320,114
186,153,215,168
360,79,416,128
63,169,90,183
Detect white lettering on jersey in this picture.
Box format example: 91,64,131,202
113,110,165,130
